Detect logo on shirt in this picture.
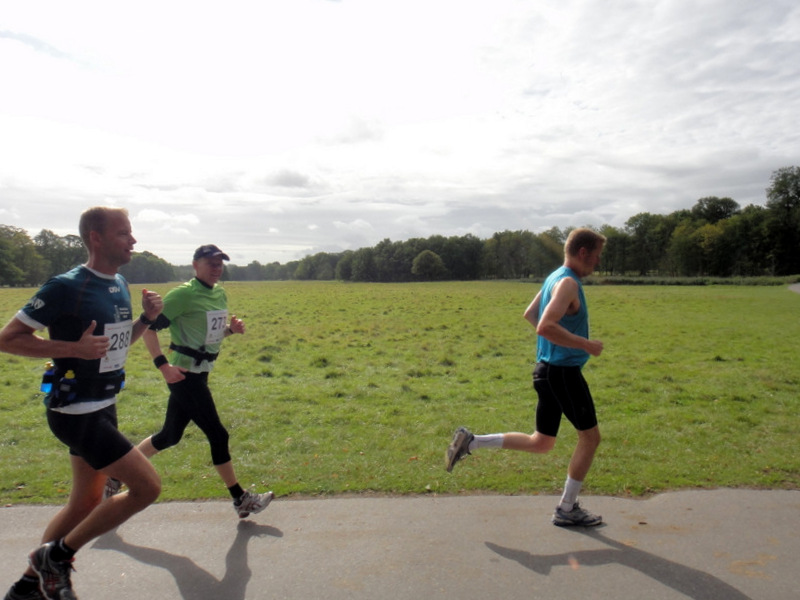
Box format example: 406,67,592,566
31,297,45,310
108,285,121,294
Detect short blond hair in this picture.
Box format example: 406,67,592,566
564,228,606,257
78,207,129,247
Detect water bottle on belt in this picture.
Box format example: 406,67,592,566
40,362,55,393
55,370,78,406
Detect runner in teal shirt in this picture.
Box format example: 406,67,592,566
446,228,607,528
536,265,590,368
0,207,162,600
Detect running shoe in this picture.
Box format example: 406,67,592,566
234,490,275,519
103,477,122,499
28,543,77,600
446,426,474,472
3,584,45,600
552,502,603,527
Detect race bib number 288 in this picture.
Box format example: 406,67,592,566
100,320,133,373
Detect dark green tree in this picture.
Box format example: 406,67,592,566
295,253,338,280
0,236,26,285
441,234,484,280
666,220,701,276
0,225,46,285
245,261,264,281
119,251,175,283
691,197,740,224
334,251,354,281
765,166,800,275
625,213,676,276
34,230,86,277
598,225,628,275
411,249,447,281
351,247,378,282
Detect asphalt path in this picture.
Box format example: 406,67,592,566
2,489,798,599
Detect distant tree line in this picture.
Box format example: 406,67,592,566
1,166,798,286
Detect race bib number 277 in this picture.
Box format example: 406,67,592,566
205,310,228,345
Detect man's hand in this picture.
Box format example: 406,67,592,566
585,339,604,357
159,363,188,384
141,288,163,322
77,320,110,359
229,315,245,335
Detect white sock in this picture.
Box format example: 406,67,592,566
559,476,582,510
469,433,504,451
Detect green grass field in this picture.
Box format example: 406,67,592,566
1,281,798,504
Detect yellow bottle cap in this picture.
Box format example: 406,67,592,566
65,370,75,378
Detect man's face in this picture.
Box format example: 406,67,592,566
99,212,136,267
586,245,604,275
194,256,225,284
577,244,604,277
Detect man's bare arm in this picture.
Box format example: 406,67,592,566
0,317,109,360
523,291,542,328
535,278,603,356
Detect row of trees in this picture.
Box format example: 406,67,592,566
0,228,86,287
223,166,800,282
2,167,798,285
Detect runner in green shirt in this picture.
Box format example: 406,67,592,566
118,244,273,518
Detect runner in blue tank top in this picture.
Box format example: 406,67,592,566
446,228,606,527
536,265,591,367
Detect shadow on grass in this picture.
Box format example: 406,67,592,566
92,520,282,600
486,526,752,600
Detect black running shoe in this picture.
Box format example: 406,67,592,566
552,502,603,527
28,543,76,600
4,584,45,600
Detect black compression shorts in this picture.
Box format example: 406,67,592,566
533,362,598,437
47,404,134,470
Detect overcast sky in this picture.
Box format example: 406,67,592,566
1,0,798,265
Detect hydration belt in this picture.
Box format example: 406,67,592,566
170,343,219,366
50,371,126,408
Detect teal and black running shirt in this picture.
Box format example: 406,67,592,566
536,266,590,368
16,265,134,413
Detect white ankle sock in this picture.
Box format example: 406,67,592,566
470,433,504,451
559,476,582,510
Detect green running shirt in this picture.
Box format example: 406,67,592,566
162,278,228,373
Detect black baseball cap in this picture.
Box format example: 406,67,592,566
193,244,230,261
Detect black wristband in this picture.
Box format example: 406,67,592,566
140,313,155,325
153,355,168,369
226,326,234,335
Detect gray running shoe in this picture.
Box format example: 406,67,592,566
28,543,77,600
4,585,45,600
552,502,603,527
235,490,275,519
103,478,122,499
446,427,474,472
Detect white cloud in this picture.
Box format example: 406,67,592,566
1,0,798,265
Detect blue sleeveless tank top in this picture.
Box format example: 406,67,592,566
536,266,590,367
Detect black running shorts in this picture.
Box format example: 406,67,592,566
47,404,134,470
533,362,598,437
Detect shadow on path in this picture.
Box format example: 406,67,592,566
486,526,752,600
92,520,282,600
